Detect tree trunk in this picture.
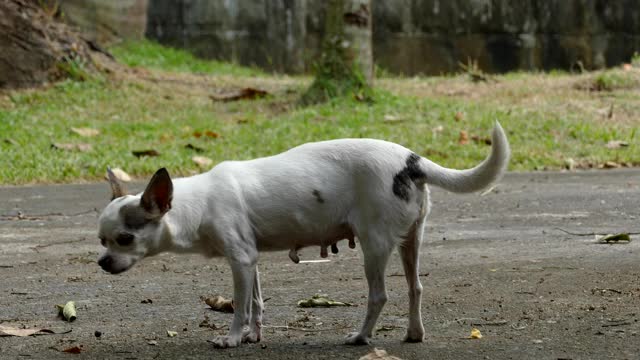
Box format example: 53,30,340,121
0,0,113,89
301,0,373,104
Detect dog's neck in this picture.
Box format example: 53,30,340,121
156,175,219,256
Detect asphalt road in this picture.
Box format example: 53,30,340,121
1,170,639,359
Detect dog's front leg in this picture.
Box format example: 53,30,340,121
211,257,257,348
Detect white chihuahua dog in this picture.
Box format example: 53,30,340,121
98,122,509,348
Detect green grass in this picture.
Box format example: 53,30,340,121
0,41,638,184
591,70,638,91
109,40,264,77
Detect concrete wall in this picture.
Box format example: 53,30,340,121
146,0,324,73
58,0,148,44
67,0,640,75
373,0,640,74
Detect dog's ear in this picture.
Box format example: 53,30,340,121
140,168,173,218
107,167,127,200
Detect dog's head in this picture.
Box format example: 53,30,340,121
97,168,173,274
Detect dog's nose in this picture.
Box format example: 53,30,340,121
98,256,113,270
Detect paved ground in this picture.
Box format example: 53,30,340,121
1,170,639,360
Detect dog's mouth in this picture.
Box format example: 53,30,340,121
98,254,135,274
104,265,130,275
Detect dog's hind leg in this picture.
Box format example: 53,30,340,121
345,230,393,345
242,267,264,343
399,217,426,342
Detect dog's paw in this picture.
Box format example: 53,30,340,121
344,332,370,345
242,329,261,343
403,327,425,343
210,335,241,349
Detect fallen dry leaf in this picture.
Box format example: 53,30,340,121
51,143,92,152
458,130,469,145
210,87,269,102
56,301,77,322
0,325,57,337
71,127,99,137
132,149,160,158
160,133,174,142
104,168,131,182
383,114,402,122
297,294,352,308
596,233,631,244
596,104,614,119
602,161,621,169
192,156,213,168
606,140,629,149
63,346,83,354
564,158,576,171
432,125,444,133
77,144,92,152
204,130,220,139
354,92,367,102
454,112,464,122
359,348,403,360
193,131,220,139
471,134,492,145
4,138,18,146
470,328,483,339
202,295,234,313
185,143,204,153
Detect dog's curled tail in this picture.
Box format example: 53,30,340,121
422,121,510,193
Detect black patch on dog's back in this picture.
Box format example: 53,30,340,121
392,153,426,202
312,189,325,204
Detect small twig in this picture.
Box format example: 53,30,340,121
0,208,98,221
554,227,640,236
0,265,14,268
514,291,535,295
593,288,623,294
455,317,482,324
0,318,21,322
602,321,631,328
470,320,508,326
480,186,496,196
30,238,86,252
262,325,351,333
387,272,430,278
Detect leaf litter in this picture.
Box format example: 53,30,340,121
201,295,234,313
297,294,352,308
56,301,77,322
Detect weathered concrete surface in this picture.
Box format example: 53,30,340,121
146,0,640,74
1,170,639,359
58,0,148,44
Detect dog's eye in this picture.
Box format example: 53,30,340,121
116,233,135,247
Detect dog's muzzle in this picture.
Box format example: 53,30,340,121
98,255,128,274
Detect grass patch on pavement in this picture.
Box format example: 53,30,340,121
0,41,639,184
